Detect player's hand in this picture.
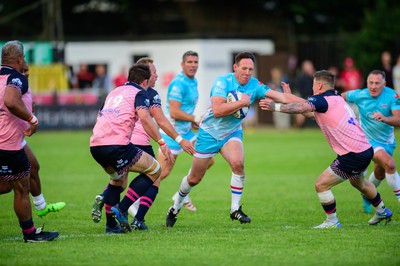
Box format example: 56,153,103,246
281,82,292,94
180,139,196,155
24,124,37,136
259,98,275,111
372,112,387,123
239,93,251,107
160,144,175,164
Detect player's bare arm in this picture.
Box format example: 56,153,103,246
259,98,313,114
151,107,195,155
169,100,198,123
372,109,400,126
138,108,175,163
4,85,37,136
265,86,306,104
212,94,250,118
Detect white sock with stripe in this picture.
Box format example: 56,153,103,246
385,172,400,202
173,175,192,210
230,173,245,213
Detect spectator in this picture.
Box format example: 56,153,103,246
113,66,128,87
92,64,112,101
379,51,393,89
76,63,94,90
339,57,363,92
268,67,291,129
392,54,400,94
66,64,77,89
294,60,315,127
339,57,363,117
328,65,344,92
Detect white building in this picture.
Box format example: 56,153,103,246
65,39,274,116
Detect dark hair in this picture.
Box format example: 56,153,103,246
127,64,151,84
314,70,335,88
368,69,386,81
182,50,198,62
1,40,24,64
235,52,255,65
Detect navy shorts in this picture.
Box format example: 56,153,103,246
0,149,30,181
90,143,143,176
135,144,155,158
330,147,374,180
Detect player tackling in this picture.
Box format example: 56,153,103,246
259,70,393,228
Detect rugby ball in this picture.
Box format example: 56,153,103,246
227,90,249,119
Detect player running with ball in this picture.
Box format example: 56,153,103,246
166,51,303,227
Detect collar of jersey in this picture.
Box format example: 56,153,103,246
124,81,145,90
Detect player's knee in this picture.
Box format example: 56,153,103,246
385,158,396,173
314,180,328,193
0,184,12,194
187,174,201,186
230,160,244,173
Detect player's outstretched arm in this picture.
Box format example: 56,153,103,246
259,98,313,114
265,86,305,104
138,108,175,164
150,108,195,155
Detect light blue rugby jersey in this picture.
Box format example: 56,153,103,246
164,72,199,135
200,73,269,140
346,87,400,145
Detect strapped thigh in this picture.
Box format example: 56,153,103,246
143,159,160,175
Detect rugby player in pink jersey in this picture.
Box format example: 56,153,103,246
0,62,66,217
0,40,59,242
259,70,392,228
90,63,175,233
91,58,195,230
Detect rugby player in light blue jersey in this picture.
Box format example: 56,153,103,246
158,51,214,212
343,70,400,213
166,52,303,227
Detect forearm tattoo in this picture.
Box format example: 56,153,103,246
281,102,311,114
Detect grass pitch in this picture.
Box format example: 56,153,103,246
0,128,399,266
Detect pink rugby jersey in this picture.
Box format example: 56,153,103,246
308,90,371,156
0,66,32,151
131,87,162,146
90,82,150,147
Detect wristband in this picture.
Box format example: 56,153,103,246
157,138,166,146
194,114,201,124
28,115,38,125
275,103,281,112
175,135,183,144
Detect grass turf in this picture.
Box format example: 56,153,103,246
0,128,399,265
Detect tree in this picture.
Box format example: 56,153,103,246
344,0,400,75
